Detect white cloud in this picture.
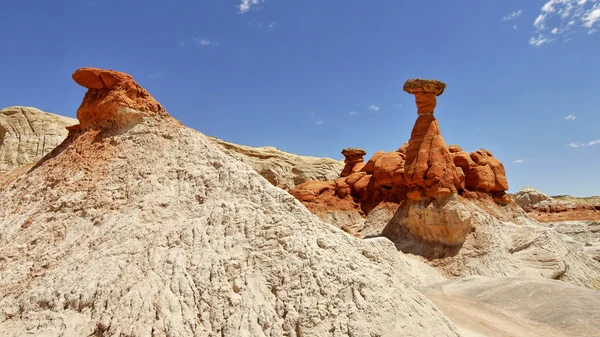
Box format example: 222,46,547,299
567,138,600,147
503,10,523,20
369,105,380,111
530,0,600,46
565,114,577,120
514,24,520,30
349,111,358,116
180,41,185,46
588,139,600,146
239,0,262,14
514,159,525,163
269,22,275,29
309,113,315,116
582,4,600,27
315,120,324,125
394,104,403,108
589,28,599,33
194,38,212,46
530,34,555,46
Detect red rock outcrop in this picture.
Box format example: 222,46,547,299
402,79,460,201
340,148,366,177
73,67,170,131
289,78,511,242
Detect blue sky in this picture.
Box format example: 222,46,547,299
1,0,599,196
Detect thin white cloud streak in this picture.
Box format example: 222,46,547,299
315,120,324,125
503,10,523,20
531,0,600,46
239,0,262,14
349,111,358,116
369,105,380,111
588,139,600,146
194,38,212,46
565,114,577,120
514,159,525,163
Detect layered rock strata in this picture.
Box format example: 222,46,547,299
0,107,77,172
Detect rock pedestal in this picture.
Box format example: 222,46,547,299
402,79,460,200
340,148,366,177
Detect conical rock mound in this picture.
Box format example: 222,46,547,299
0,68,459,336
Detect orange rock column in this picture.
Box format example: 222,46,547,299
402,79,460,200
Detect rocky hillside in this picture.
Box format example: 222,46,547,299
0,106,77,172
0,107,341,191
0,68,460,336
2,68,600,337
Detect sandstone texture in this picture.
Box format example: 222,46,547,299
514,187,600,222
0,107,77,172
212,137,343,190
0,68,462,337
422,276,600,337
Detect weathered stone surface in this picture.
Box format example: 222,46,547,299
73,67,169,130
360,150,385,174
423,276,600,337
514,186,552,211
373,151,404,188
211,138,343,190
0,68,461,337
403,78,446,96
382,195,473,246
0,107,77,172
341,147,366,177
403,116,459,199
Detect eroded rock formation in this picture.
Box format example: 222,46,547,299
211,137,343,190
72,67,170,130
0,68,462,336
0,107,77,172
291,78,510,248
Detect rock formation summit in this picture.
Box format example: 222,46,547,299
72,67,169,131
0,68,460,336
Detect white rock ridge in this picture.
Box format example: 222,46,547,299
211,137,344,190
0,68,459,337
0,106,77,172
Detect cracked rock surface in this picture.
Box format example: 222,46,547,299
0,106,77,172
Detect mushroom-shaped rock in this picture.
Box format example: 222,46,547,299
340,147,367,177
73,67,169,131
403,79,446,116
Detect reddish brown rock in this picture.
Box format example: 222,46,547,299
341,148,366,177
466,165,495,192
346,172,366,187
373,151,405,188
447,144,462,153
73,67,170,131
402,79,459,200
360,150,385,174
403,79,446,116
463,149,509,193
352,174,372,195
